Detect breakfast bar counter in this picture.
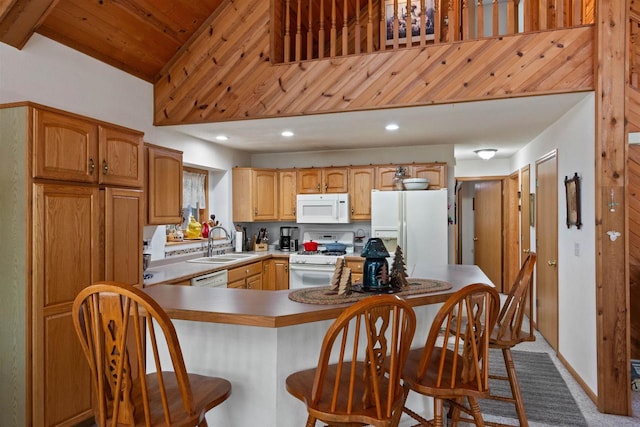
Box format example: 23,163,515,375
143,264,492,427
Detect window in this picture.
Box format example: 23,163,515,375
182,166,209,228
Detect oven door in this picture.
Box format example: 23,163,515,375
289,263,335,289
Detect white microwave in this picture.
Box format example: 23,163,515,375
296,193,351,224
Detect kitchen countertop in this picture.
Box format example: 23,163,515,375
143,264,492,327
143,250,365,286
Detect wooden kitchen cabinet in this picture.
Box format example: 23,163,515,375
33,108,144,187
263,258,290,290
349,166,374,220
146,143,183,224
375,163,447,190
228,261,263,289
297,167,348,193
278,169,297,221
232,168,278,221
2,104,145,427
346,259,364,283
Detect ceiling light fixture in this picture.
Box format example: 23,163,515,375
385,123,399,131
474,149,498,160
281,130,294,137
215,135,228,141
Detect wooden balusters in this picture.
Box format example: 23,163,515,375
330,0,337,57
342,0,349,55
461,0,470,40
367,0,374,52
476,0,484,38
420,0,427,46
307,2,313,60
296,0,302,61
284,0,291,62
379,0,386,50
355,0,361,54
507,0,518,34
492,0,499,36
319,0,325,58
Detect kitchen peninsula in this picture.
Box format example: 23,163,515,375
144,264,493,427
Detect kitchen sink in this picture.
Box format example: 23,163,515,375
187,253,258,264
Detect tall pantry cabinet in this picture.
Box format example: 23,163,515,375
0,103,145,427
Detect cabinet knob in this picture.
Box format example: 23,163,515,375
316,183,321,191
89,158,95,175
254,208,258,215
102,160,109,175
324,183,328,191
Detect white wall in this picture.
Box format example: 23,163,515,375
0,34,250,230
455,158,512,177
512,93,597,394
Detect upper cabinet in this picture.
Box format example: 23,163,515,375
233,168,278,222
349,166,374,220
376,163,448,190
278,169,297,221
146,143,183,225
33,109,143,187
297,167,348,193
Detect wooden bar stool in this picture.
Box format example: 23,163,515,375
402,283,501,427
286,294,417,427
72,281,232,426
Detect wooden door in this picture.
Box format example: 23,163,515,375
323,167,348,192
536,151,559,350
297,168,322,193
252,169,278,220
33,108,99,183
32,183,99,426
349,166,374,220
474,180,503,291
504,171,520,293
146,144,183,225
279,170,297,221
104,188,144,287
98,125,144,187
628,145,640,359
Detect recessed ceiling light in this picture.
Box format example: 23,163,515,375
281,131,294,137
215,135,229,141
385,123,399,131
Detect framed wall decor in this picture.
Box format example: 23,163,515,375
385,0,435,45
564,173,582,229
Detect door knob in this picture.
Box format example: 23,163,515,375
523,248,530,254
547,260,557,266
473,237,478,241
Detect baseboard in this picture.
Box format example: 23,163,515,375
557,351,598,405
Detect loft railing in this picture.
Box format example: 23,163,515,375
273,0,595,64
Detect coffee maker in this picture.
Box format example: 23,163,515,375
279,226,299,252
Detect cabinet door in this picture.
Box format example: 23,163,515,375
147,144,183,224
279,170,297,221
375,166,398,190
274,259,290,290
232,168,253,222
32,183,100,426
323,168,348,193
247,273,263,290
412,163,448,189
349,167,374,220
33,109,99,183
104,188,144,286
297,169,322,193
253,169,278,220
98,125,144,187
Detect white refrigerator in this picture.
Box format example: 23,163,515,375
370,189,448,274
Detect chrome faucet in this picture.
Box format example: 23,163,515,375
207,225,231,257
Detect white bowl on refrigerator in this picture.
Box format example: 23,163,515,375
403,178,429,190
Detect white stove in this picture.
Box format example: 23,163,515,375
289,231,355,289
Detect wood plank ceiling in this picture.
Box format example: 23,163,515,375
0,0,224,82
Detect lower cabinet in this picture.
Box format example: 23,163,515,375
263,258,290,290
346,259,364,284
228,261,263,289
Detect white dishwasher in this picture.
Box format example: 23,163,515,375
190,270,228,288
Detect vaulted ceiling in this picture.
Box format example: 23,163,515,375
0,0,224,82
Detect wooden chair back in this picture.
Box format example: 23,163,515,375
309,294,416,425
72,281,199,426
494,252,537,346
415,283,500,395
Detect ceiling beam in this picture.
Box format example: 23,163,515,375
0,0,59,49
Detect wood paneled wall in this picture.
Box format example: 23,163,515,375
154,1,594,126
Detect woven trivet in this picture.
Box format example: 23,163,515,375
288,278,453,305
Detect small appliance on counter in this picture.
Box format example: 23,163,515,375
279,226,299,252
